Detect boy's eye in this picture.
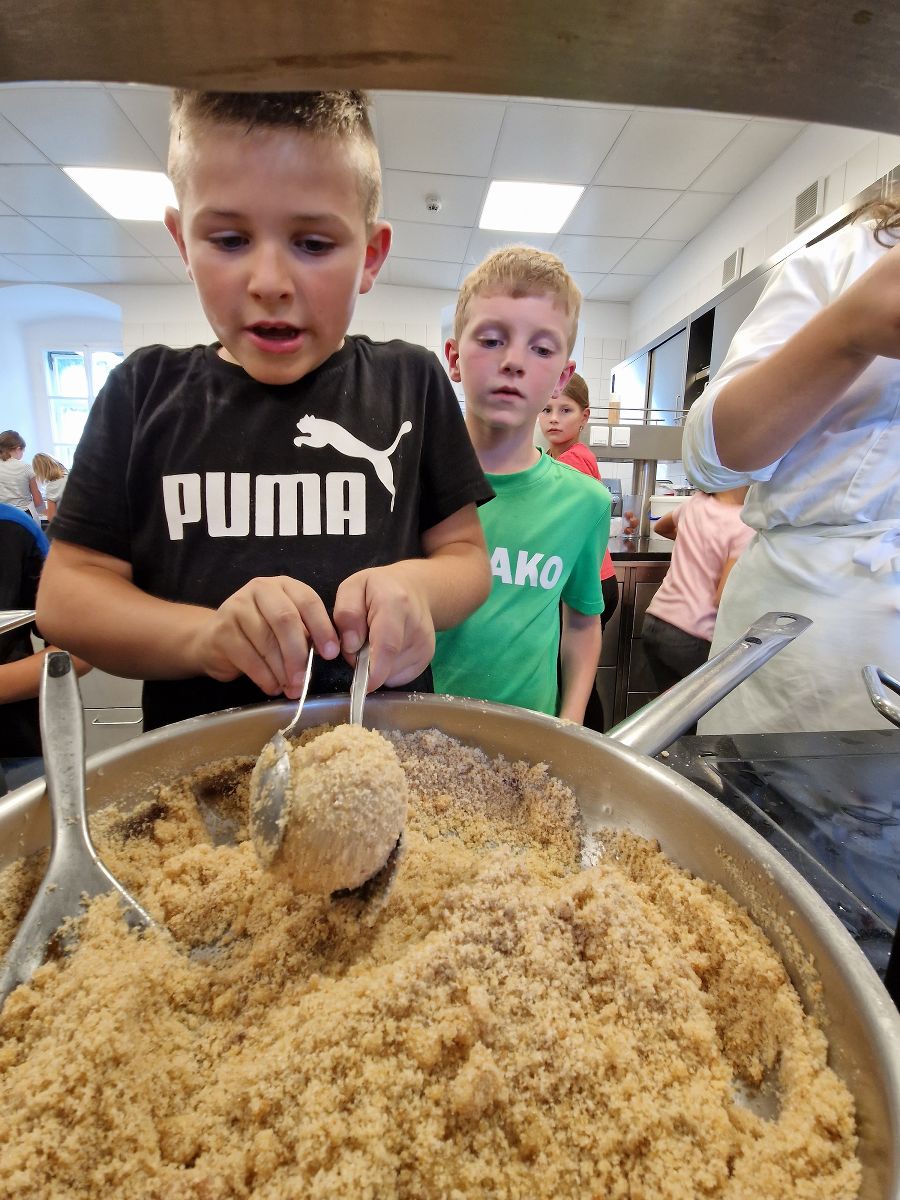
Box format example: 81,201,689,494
210,233,247,251
533,346,554,357
296,237,334,254
477,336,502,349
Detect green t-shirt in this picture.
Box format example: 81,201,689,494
432,451,610,716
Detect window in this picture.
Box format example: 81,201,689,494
44,346,124,466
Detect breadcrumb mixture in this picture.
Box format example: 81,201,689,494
0,728,859,1199
261,724,408,894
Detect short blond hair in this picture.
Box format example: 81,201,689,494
168,90,382,227
454,246,581,353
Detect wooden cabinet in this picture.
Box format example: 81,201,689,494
594,559,669,729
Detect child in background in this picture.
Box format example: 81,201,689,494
540,371,619,628
431,247,610,723
0,502,91,794
540,371,618,730
642,486,753,692
32,453,69,521
0,431,43,520
37,90,492,732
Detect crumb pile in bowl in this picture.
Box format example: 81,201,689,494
0,728,860,1199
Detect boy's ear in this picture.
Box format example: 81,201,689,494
164,207,192,279
445,338,461,383
555,359,576,394
359,221,392,294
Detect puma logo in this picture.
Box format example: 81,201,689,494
294,415,412,511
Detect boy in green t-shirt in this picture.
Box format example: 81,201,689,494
431,247,611,722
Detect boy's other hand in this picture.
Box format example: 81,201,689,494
333,565,435,692
193,577,340,698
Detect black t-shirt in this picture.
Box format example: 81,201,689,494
52,336,493,729
0,507,47,756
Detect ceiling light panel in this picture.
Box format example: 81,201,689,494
63,167,176,221
479,181,584,234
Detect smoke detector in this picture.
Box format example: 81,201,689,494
425,194,442,213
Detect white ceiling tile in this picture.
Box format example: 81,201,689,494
374,93,505,175
107,86,172,168
387,258,461,289
0,199,11,215
571,273,607,297
612,238,684,274
383,170,486,227
691,119,804,193
0,115,46,164
589,274,650,302
4,253,107,283
160,257,190,282
563,186,680,238
0,254,38,281
593,111,747,190
0,165,107,217
121,219,180,256
388,220,470,263
0,215,71,254
551,234,637,274
491,102,630,184
29,217,148,256
645,191,732,240
0,87,160,169
465,229,556,266
81,256,179,283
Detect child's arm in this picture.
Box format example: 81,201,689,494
0,649,91,706
711,241,900,471
558,604,602,724
713,556,740,609
37,541,341,701
333,504,491,692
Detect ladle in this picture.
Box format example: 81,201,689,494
0,651,156,1008
248,642,371,870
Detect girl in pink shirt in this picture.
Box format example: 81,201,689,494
643,486,753,693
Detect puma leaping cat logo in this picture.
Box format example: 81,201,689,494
294,415,413,511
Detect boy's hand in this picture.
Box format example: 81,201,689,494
192,577,340,698
333,565,435,692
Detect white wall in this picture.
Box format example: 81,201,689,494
0,283,121,452
628,123,900,354
2,271,630,441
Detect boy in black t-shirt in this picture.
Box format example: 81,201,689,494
38,91,492,729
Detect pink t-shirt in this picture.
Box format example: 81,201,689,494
646,492,754,641
557,443,616,580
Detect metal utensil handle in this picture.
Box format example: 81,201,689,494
349,642,370,726
282,649,315,738
41,651,91,840
606,612,812,756
862,664,900,730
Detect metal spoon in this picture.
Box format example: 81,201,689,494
0,651,157,1009
248,643,370,869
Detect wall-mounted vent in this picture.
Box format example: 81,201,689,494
722,247,743,287
793,179,826,234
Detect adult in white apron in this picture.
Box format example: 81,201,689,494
682,209,900,734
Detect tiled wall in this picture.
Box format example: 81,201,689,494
628,124,900,356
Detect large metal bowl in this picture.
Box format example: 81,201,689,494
2,691,899,1198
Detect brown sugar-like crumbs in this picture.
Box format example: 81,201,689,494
0,727,860,1199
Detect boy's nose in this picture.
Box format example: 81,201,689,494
248,245,295,302
500,349,525,375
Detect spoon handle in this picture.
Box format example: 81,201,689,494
349,643,370,726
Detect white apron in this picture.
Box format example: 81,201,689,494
698,521,900,734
